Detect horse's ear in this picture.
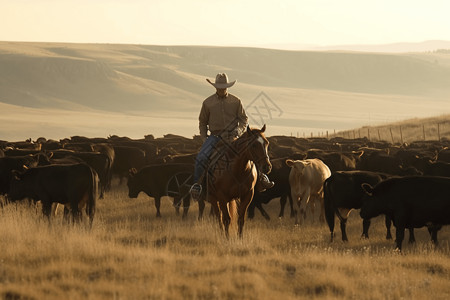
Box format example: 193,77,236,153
285,159,295,167
261,124,266,132
246,125,251,134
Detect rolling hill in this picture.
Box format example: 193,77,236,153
1,41,450,140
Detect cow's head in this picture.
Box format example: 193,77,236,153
8,168,30,202
359,183,384,220
286,159,311,175
127,168,140,198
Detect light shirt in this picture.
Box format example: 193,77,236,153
198,93,248,139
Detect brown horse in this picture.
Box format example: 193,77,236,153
206,125,272,237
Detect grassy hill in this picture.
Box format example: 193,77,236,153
1,41,450,140
335,114,450,144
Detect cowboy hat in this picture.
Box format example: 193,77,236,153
206,73,236,89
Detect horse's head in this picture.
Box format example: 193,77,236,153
243,124,272,174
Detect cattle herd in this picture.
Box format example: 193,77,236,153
1,133,450,251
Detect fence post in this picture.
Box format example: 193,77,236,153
400,126,403,144
378,129,381,141
438,123,441,142
367,128,371,141
390,127,394,143
423,124,426,141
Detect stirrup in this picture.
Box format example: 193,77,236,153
189,183,202,201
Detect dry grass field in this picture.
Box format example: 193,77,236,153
1,182,450,300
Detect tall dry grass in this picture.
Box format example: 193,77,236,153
1,183,450,300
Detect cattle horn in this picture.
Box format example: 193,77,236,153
261,124,266,132
361,183,374,196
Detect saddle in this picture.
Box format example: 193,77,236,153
199,137,239,189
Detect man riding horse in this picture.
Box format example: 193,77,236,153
190,73,274,200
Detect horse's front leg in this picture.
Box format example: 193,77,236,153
300,189,311,224
208,197,220,220
291,190,300,225
237,189,254,238
209,194,227,235
219,200,231,238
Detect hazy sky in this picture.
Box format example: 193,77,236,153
1,0,450,48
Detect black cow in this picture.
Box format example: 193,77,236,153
411,158,450,178
247,158,294,220
357,151,421,176
324,171,390,242
4,149,42,157
113,146,146,184
360,176,450,250
0,155,43,196
127,163,198,219
306,150,357,172
436,149,450,163
92,143,115,191
8,163,98,226
51,150,111,199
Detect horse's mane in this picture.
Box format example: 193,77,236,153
215,127,265,158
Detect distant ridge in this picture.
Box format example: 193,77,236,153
262,40,450,53
1,41,450,113
0,41,449,141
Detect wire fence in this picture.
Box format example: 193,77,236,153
291,121,450,144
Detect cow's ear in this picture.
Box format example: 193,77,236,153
261,124,266,132
129,168,137,177
361,183,374,196
11,170,22,180
285,159,295,167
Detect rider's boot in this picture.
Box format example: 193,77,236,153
189,182,202,201
256,173,274,193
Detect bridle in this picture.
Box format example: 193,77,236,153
245,131,270,170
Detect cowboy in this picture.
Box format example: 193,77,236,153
190,73,274,200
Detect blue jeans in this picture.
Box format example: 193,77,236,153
194,135,220,183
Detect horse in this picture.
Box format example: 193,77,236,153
205,125,272,237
